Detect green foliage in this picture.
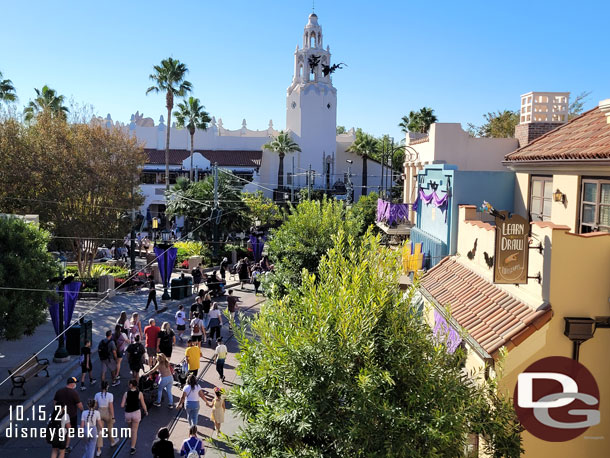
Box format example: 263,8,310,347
350,191,379,234
0,71,17,104
336,125,346,134
231,232,522,457
266,197,362,291
23,85,69,123
0,217,59,339
262,131,302,190
242,191,282,227
173,240,211,265
467,110,519,138
66,264,128,279
399,107,438,134
568,91,591,120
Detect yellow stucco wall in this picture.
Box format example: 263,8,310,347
499,229,610,457
514,173,529,218
549,174,580,231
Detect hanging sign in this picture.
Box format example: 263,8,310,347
493,211,529,284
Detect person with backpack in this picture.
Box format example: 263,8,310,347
180,425,205,457
190,312,205,347
95,380,118,455
81,398,102,458
114,324,129,381
126,334,146,382
79,339,96,391
99,330,120,387
48,405,71,458
129,312,143,343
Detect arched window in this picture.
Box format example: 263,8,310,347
310,34,316,48
299,64,303,79
318,33,322,47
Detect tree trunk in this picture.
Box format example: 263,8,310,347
190,131,194,181
165,92,173,229
361,154,368,196
277,152,285,191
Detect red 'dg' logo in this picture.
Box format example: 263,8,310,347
514,356,600,442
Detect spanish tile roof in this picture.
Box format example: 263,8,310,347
420,257,552,356
505,107,610,162
144,148,262,167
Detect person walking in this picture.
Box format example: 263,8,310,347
175,305,187,343
150,353,174,408
184,339,201,378
95,381,118,455
238,258,250,290
214,337,228,383
80,399,102,458
145,277,159,312
98,330,120,387
53,377,83,454
126,335,146,381
121,379,149,456
151,427,175,458
226,290,239,330
190,295,203,321
207,387,226,437
158,322,176,358
144,318,161,367
79,339,96,391
48,405,71,458
220,257,229,282
180,425,204,457
190,312,205,347
177,374,207,428
114,324,129,380
201,293,212,329
129,312,143,343
251,264,262,296
191,264,202,294
116,311,128,334
207,303,222,346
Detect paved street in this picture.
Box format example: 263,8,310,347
0,280,262,457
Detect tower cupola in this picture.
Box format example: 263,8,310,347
303,13,322,49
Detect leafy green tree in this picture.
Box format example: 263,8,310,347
0,71,17,105
23,85,69,122
266,197,361,290
350,190,379,234
174,96,211,181
242,191,282,228
165,171,248,241
146,57,192,192
347,131,378,195
399,107,438,134
231,231,522,457
0,217,59,339
568,91,591,120
336,125,346,134
262,131,302,191
467,110,519,138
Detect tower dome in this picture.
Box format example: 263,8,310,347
303,13,322,49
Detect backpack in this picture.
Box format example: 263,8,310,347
98,339,110,360
129,343,144,365
45,416,63,444
186,438,200,458
193,320,201,334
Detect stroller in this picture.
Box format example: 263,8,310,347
139,370,159,407
171,361,188,389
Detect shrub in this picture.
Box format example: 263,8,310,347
174,241,211,266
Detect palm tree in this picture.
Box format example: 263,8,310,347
146,58,192,192
398,107,438,134
174,96,211,181
262,131,301,191
347,133,378,196
398,115,410,134
23,85,69,122
0,71,17,105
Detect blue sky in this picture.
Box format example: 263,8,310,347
1,0,608,140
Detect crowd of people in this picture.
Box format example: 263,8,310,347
49,258,255,458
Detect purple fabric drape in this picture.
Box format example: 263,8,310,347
376,199,410,226
48,281,82,335
419,189,449,208
154,246,178,288
433,310,462,353
249,235,266,262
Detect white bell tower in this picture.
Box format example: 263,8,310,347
286,13,337,182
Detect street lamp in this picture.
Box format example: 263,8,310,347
158,228,172,300
53,270,74,363
345,160,354,205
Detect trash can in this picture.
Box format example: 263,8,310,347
184,275,193,297
171,278,183,300
66,319,93,355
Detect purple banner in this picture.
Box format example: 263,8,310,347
154,246,178,288
48,281,82,335
376,199,410,226
433,309,462,353
249,235,266,262
419,189,449,208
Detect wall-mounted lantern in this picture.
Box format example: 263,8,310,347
564,317,596,361
553,189,566,204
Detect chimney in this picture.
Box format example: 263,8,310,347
515,92,569,148
600,99,610,124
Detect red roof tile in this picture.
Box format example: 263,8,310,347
144,148,262,167
505,107,610,162
420,257,553,357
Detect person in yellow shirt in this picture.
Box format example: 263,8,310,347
184,339,201,377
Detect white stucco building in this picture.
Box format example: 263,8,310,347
113,13,385,219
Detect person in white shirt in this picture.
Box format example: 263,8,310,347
175,305,187,342
81,399,103,458
176,374,209,428
94,381,118,455
214,337,228,382
207,303,223,346
190,312,206,347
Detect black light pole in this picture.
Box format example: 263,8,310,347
158,228,172,300
53,265,73,363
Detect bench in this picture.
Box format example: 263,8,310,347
8,355,50,396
